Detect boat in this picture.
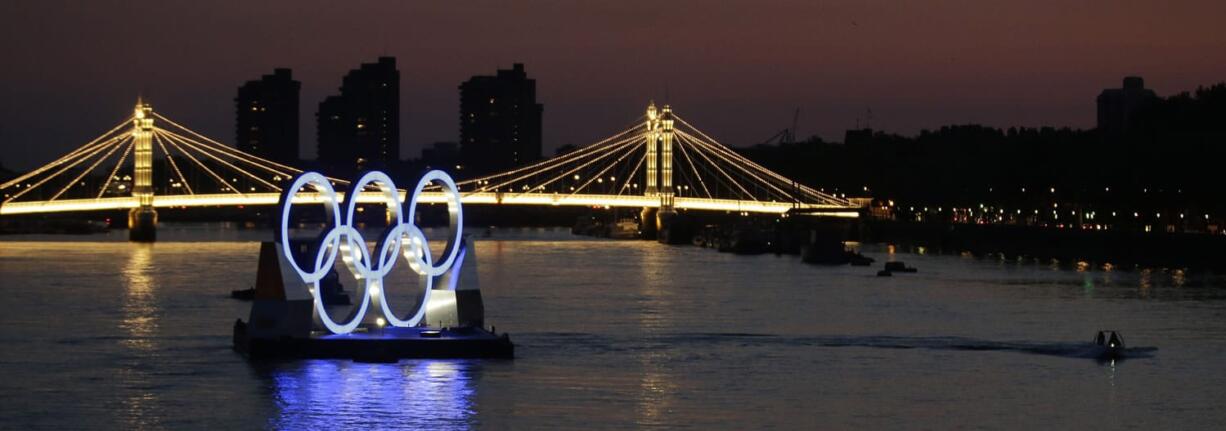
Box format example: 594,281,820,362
849,253,875,266
692,224,721,248
1092,330,1126,360
571,215,605,237
801,239,876,266
608,218,641,239
317,270,353,306
801,240,849,264
719,227,770,255
234,238,513,361
883,261,918,273
231,286,256,300
232,270,348,305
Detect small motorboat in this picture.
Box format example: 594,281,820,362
884,261,918,273
230,286,256,300
849,253,875,266
1092,330,1126,360
318,270,353,306
609,218,641,240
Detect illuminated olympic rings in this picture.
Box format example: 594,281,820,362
276,170,463,334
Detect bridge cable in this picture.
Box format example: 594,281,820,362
155,127,296,182
476,132,642,193
152,132,195,195
677,130,798,203
671,134,713,199
154,130,245,197
151,113,308,180
1,116,133,189
672,132,756,201
671,131,741,198
458,117,645,187
95,139,136,200
671,134,711,200
507,135,644,200
615,151,648,197
674,115,848,206
157,129,281,191
49,134,131,201
567,137,644,198
463,127,642,190
4,133,129,203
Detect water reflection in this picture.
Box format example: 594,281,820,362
119,244,162,429
121,244,159,351
634,244,677,426
1139,269,1153,297
267,360,478,430
1171,269,1187,288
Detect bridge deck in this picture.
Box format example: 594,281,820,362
0,192,858,217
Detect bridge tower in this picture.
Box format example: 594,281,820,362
640,103,660,238
654,105,681,242
658,104,675,213
644,102,660,197
640,102,677,240
128,102,158,242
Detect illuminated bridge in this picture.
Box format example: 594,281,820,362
0,101,858,238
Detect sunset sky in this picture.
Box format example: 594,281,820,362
2,0,1224,169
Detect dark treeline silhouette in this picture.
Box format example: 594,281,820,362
739,82,1226,232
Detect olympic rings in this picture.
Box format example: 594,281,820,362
276,169,464,334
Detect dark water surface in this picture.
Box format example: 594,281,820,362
2,225,1225,429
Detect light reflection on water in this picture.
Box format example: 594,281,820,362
634,245,677,426
265,360,477,430
119,243,162,430
121,244,159,351
3,227,1226,429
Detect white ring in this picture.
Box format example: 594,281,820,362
311,227,371,334
278,173,341,284
406,170,464,277
278,169,464,334
377,224,433,327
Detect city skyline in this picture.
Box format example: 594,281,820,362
2,1,1225,170
3,3,1226,429
460,63,544,175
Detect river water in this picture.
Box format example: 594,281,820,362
2,224,1225,429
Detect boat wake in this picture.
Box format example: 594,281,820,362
677,333,1159,360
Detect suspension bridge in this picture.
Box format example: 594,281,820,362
0,101,859,239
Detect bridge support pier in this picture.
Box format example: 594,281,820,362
656,208,676,244
656,208,694,245
640,207,658,240
128,207,158,242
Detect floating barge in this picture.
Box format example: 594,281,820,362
233,321,513,361
233,233,513,360
232,169,513,362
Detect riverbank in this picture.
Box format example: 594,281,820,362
864,220,1226,270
